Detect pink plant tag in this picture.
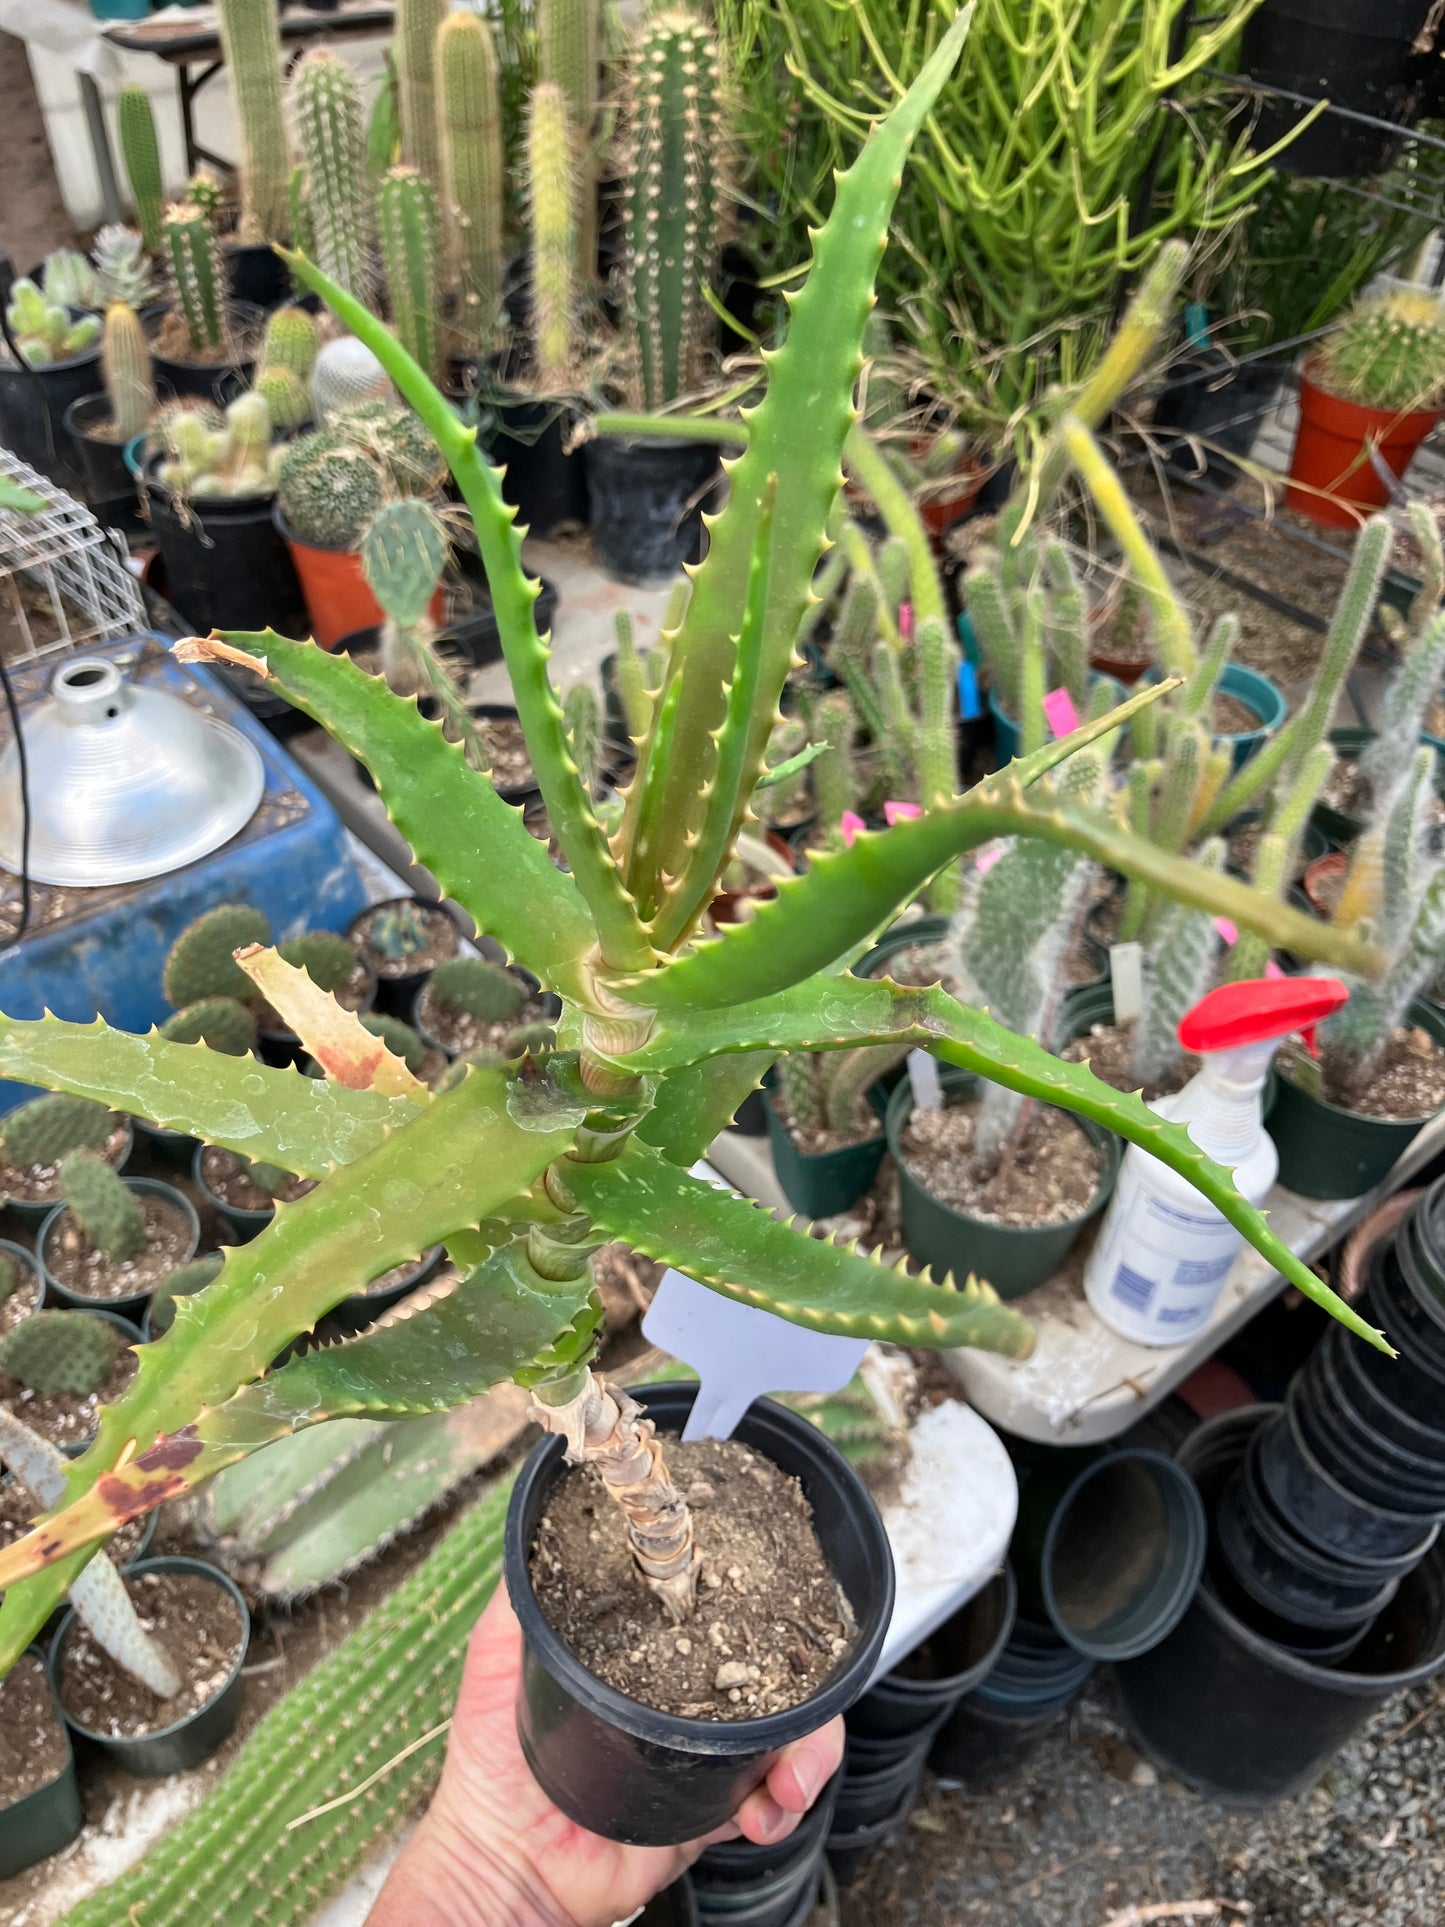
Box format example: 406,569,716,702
884,800,922,826
975,845,1004,874
1214,918,1239,946
899,601,914,642
1265,959,1286,981
1042,687,1080,739
840,811,867,847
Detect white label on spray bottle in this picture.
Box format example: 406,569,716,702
1091,1184,1240,1340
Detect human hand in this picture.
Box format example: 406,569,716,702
368,1583,845,1927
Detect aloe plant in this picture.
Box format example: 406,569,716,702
0,21,1389,1662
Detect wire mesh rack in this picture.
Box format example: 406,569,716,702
0,448,145,666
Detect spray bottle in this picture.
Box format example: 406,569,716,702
1083,977,1349,1347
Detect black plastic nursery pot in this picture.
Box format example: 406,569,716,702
926,1671,1090,1788
1256,1386,1440,1565
331,1244,444,1332
854,914,953,985
1324,1312,1445,1461
347,897,463,1020
191,1141,275,1240
62,393,147,535
0,1651,84,1879
584,434,723,587
1240,0,1436,179
1266,999,1445,1199
1117,1538,1445,1805
831,1736,932,1834
485,390,588,539
148,303,261,402
48,1557,250,1778
825,1779,915,1889
1302,1318,1445,1512
225,242,291,312
503,1383,896,1847
693,1767,839,1907
762,1086,888,1221
0,346,101,493
885,1068,1121,1300
130,1116,197,1170
847,1566,1017,1742
692,1860,818,1927
1151,351,1286,485
146,476,309,638
38,1178,200,1322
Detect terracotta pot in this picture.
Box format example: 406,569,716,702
1301,850,1349,917
910,437,984,541
1287,365,1443,529
274,504,444,649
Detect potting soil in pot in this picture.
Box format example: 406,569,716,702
416,979,551,1056
1320,759,1445,827
0,1481,148,1567
57,1570,245,1738
1213,691,1261,735
1062,1020,1196,1103
772,1077,883,1157
351,901,460,979
0,1267,41,1338
45,1197,193,1301
0,1347,138,1451
529,1435,857,1720
900,1102,1100,1227
1281,1028,1445,1120
478,715,535,791
198,1146,315,1213
874,942,960,993
0,1655,69,1805
0,1119,128,1209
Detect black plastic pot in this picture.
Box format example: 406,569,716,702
825,1780,914,1888
504,1383,895,1847
225,242,291,311
192,1141,275,1240
640,1877,700,1927
1040,1450,1207,1661
1378,1217,1445,1380
847,1566,1017,1741
62,392,147,534
927,1673,1088,1788
1301,1321,1445,1512
485,390,587,538
0,346,101,492
1118,1535,1445,1804
693,1768,838,1912
1152,352,1286,484
1240,0,1435,179
0,1652,83,1878
1217,1449,1401,1629
455,702,541,808
842,1702,952,1777
38,1178,200,1322
1325,1313,1445,1459
413,962,556,1063
347,897,462,1020
145,474,308,637
49,1556,250,1777
693,1855,819,1926
1357,1254,1445,1429
830,1741,929,1834
584,435,722,587
762,1086,887,1221
331,1244,444,1331
1266,999,1445,1198
854,915,952,985
886,1068,1121,1299
1257,1387,1440,1564
149,302,260,402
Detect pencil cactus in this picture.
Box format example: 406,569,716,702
438,10,505,356
290,49,373,301
625,9,725,409
527,82,576,393
1,1093,114,1168
394,0,448,187
0,24,1394,1680
378,166,442,383
117,86,164,254
59,1153,146,1264
0,1310,119,1397
564,681,602,796
214,0,290,243
538,0,601,279
164,203,225,354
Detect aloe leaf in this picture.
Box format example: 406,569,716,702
611,773,1382,1013
0,1014,415,1174
636,1050,778,1167
625,9,975,905
177,632,596,1001
0,1064,582,1667
561,1138,1034,1356
0,1241,597,1588
276,257,654,977
235,943,427,1099
610,971,1391,1355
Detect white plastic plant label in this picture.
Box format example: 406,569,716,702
907,1048,944,1111
643,1268,870,1444
1110,940,1144,1022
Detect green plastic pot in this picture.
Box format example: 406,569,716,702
763,1086,888,1220
988,675,1125,770
1266,1001,1445,1200
38,1178,200,1321
0,1652,82,1877
885,1067,1121,1300
1311,728,1445,848
1214,663,1286,772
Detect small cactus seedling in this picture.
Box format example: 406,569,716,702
4,280,98,368
101,302,155,443
147,1255,225,1339
160,999,259,1057
539,0,602,280
276,932,357,995
163,904,272,1008
116,87,164,254
59,1153,146,1265
163,203,226,356
91,227,160,310
290,50,374,301
429,956,528,1025
1318,289,1445,413
0,1310,120,1396
0,1095,115,1171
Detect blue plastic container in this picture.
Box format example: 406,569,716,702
1215,663,1287,771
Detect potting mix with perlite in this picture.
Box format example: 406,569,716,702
1085,978,1350,1345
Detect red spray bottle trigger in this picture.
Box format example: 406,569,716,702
1177,977,1349,1060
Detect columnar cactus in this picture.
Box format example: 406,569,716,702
163,203,225,354
393,0,449,187
0,1310,119,1396
289,50,374,301
377,166,442,383
437,10,505,355
116,86,164,254
539,0,601,279
59,1153,146,1264
564,682,602,796
625,9,725,410
527,82,576,392
101,302,154,442
0,1094,113,1169
186,169,227,220
214,0,290,243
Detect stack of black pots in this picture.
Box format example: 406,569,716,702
926,1608,1093,1793
691,1774,839,1927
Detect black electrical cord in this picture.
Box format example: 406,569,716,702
0,648,30,944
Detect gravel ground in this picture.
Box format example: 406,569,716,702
839,1675,1445,1927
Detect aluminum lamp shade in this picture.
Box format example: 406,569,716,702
0,657,265,886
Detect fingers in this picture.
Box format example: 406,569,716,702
765,1716,845,1814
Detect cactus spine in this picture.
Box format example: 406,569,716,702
164,203,225,354
394,0,449,186
117,87,164,254
626,10,724,410
437,11,505,355
101,303,154,442
539,0,601,280
527,82,577,393
378,166,442,383
214,0,290,243
290,49,374,301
